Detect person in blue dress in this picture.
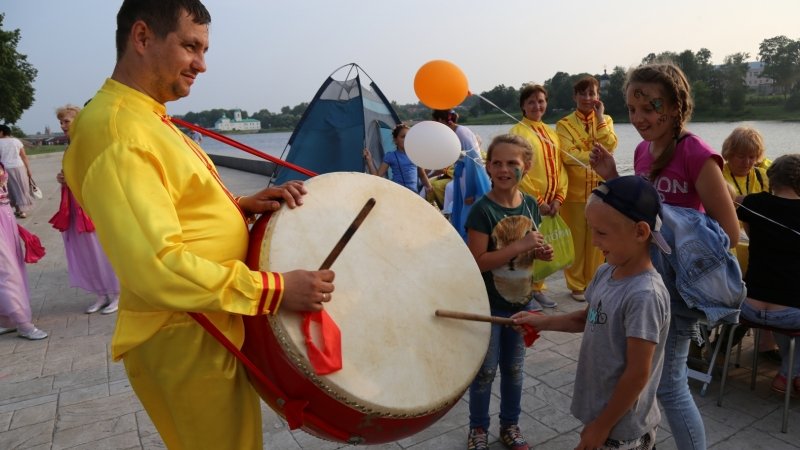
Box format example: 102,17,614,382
363,123,432,193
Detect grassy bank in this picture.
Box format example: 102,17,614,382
27,145,66,156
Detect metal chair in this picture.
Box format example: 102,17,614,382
687,318,730,397
717,317,800,433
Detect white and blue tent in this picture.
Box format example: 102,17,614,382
273,63,401,184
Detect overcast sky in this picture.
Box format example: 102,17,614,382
5,0,800,134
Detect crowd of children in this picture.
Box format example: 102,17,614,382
450,62,796,450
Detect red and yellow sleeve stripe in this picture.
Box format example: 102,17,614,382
257,272,284,315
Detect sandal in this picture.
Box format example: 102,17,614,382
771,374,797,396
15,211,27,218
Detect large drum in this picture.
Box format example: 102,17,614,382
243,172,490,444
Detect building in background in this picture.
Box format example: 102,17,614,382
214,110,261,132
745,61,775,95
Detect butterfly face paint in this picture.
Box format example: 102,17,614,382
650,98,664,112
626,82,676,144
514,167,523,182
651,98,669,125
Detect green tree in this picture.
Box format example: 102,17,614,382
0,14,38,124
290,102,308,116
758,35,800,97
707,68,725,107
477,84,518,115
677,50,699,81
720,53,750,112
692,80,713,113
694,48,714,84
642,53,657,65
543,71,574,112
603,66,628,119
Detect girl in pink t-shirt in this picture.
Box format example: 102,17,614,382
590,63,738,450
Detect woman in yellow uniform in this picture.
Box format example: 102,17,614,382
721,126,779,361
556,76,618,301
509,84,567,309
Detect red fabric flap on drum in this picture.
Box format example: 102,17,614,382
302,310,343,375
523,311,544,347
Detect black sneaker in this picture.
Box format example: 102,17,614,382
467,427,488,450
499,424,529,450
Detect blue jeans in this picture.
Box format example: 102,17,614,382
741,302,800,378
656,300,707,450
469,306,528,429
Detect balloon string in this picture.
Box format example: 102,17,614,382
473,93,589,170
735,202,800,237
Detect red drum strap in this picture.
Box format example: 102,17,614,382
188,312,349,441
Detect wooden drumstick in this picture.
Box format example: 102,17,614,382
435,309,514,326
319,198,376,270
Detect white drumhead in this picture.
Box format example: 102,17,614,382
259,172,490,415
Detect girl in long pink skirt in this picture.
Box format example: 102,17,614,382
0,163,48,340
50,105,120,314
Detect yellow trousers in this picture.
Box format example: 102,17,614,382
560,201,604,292
123,315,262,450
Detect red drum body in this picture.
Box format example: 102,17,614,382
243,172,489,444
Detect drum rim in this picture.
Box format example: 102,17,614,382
267,314,462,418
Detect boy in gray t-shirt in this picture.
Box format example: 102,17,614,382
513,176,671,450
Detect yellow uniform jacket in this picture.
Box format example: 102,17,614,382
556,110,617,203
509,118,567,205
723,163,769,197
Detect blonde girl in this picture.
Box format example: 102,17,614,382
464,134,553,450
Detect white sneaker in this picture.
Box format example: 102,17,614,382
101,298,119,315
0,326,17,335
18,328,48,340
570,291,586,302
86,296,109,314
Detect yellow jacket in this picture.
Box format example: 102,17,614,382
723,163,769,197
64,79,283,360
556,110,618,203
509,118,567,205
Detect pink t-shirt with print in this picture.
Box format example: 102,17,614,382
634,134,723,211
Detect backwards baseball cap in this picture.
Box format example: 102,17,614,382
592,175,672,254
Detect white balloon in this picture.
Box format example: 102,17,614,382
404,121,461,170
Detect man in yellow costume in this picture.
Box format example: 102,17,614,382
556,76,617,302
63,1,335,448
509,84,567,309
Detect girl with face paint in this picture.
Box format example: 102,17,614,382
590,63,740,450
463,134,553,450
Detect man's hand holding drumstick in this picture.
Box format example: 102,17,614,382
237,180,336,313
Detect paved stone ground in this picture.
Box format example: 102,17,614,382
1,152,798,449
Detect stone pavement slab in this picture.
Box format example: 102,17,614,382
0,152,797,449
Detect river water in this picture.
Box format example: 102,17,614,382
202,121,800,174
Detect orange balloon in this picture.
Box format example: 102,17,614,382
413,60,469,110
